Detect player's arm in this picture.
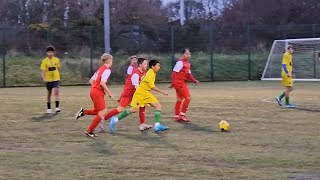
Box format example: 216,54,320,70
146,75,168,95
100,70,114,99
40,61,47,82
57,58,61,78
127,66,133,75
131,73,139,89
187,69,199,83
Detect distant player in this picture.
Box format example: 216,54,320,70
109,60,169,133
40,46,61,114
276,45,295,108
75,53,114,137
171,48,199,122
103,57,153,131
127,55,138,76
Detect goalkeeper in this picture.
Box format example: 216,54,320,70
276,45,295,108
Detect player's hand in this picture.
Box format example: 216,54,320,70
162,91,169,96
287,72,292,78
195,80,200,84
108,93,115,100
168,84,173,89
43,78,47,83
292,74,296,79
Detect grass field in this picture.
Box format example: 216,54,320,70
0,81,319,180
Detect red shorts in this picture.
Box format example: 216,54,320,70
118,90,134,107
90,89,106,111
174,83,190,99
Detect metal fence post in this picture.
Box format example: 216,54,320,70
209,24,214,81
89,26,94,76
2,30,6,87
247,24,251,80
171,26,175,69
312,24,317,38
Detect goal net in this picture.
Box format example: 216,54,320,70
261,38,320,81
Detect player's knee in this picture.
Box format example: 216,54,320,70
155,103,162,111
130,107,138,113
185,96,191,100
117,106,125,112
98,109,108,117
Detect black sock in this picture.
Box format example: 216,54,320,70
47,102,51,109
55,101,59,108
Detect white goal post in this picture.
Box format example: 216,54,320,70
261,38,320,81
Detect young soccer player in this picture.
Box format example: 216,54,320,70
40,46,61,114
127,55,138,75
104,58,152,131
171,48,199,122
75,53,114,137
276,45,296,108
109,60,169,133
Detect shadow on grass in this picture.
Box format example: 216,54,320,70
182,123,219,133
89,138,116,155
295,107,320,112
31,113,58,121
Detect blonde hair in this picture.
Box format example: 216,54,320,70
101,53,113,62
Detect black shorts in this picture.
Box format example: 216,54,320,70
46,81,60,91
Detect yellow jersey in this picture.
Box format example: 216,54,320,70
135,69,156,94
40,57,61,82
282,52,292,74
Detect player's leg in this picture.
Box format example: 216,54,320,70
46,82,53,114
149,101,169,133
104,94,131,120
75,93,98,120
53,81,60,113
178,84,191,122
138,106,153,131
109,106,138,134
285,86,295,108
174,86,184,121
85,92,108,137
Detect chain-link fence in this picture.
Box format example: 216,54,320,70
0,24,320,87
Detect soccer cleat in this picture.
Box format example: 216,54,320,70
154,124,169,133
285,104,296,109
55,107,61,113
46,109,53,114
173,116,180,122
179,114,191,122
75,108,85,120
275,97,282,106
85,131,97,137
109,116,118,134
139,123,153,131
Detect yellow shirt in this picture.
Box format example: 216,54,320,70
282,52,292,73
40,57,61,82
135,69,156,94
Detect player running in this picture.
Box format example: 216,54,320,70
103,57,153,131
171,48,199,122
126,55,138,76
75,53,114,137
276,45,296,108
109,60,169,133
40,46,61,114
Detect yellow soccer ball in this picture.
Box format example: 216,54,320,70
219,120,230,131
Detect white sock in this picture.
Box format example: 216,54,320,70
155,122,160,126
114,116,119,123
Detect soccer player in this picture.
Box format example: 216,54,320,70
127,55,138,76
76,53,114,137
109,60,169,133
40,46,61,114
171,48,199,122
103,57,152,131
276,45,295,108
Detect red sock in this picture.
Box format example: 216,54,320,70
84,109,97,115
104,109,119,120
175,101,182,116
86,115,102,133
181,99,190,114
139,107,146,124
